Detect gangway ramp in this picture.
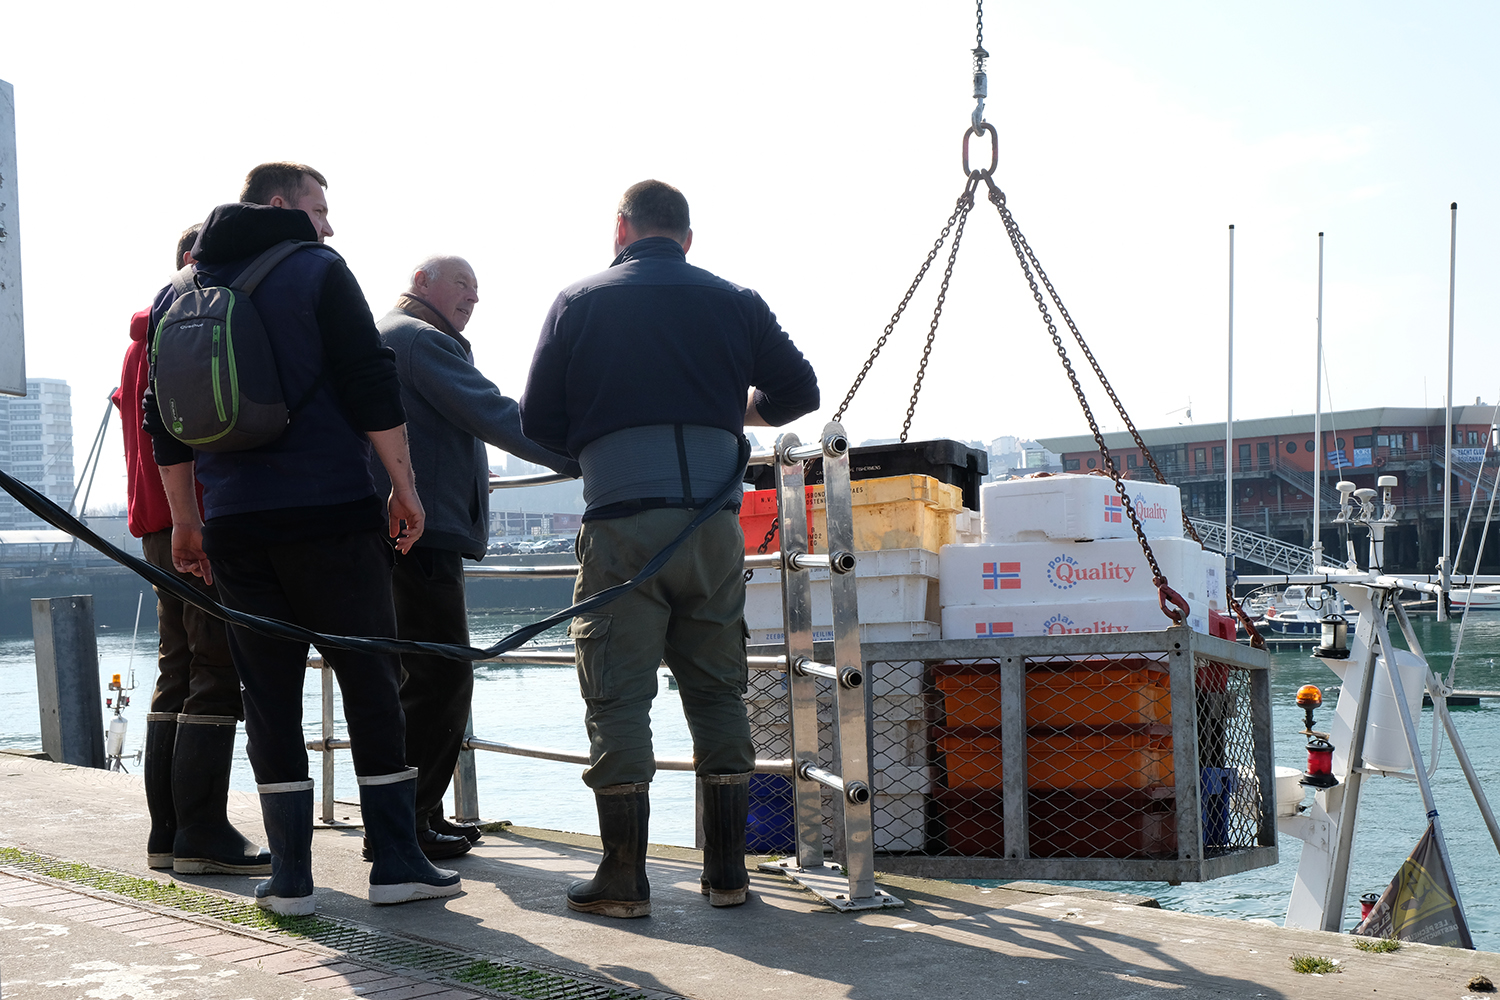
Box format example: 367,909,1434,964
1188,517,1316,575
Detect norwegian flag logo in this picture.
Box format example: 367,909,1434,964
981,562,1021,590
1104,494,1123,524
975,621,1014,638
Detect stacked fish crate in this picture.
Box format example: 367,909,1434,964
741,474,978,852
925,474,1228,858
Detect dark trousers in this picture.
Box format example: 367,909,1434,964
570,508,754,788
206,528,406,784
391,546,473,820
142,529,242,719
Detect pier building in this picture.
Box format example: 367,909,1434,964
1039,405,1500,574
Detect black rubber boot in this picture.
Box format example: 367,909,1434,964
360,822,471,862
428,811,483,844
699,772,751,906
144,715,178,869
567,782,652,919
255,781,315,916
171,716,272,874
359,769,462,905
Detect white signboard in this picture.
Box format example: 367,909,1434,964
0,80,26,396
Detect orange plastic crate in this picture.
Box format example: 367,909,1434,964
934,663,1171,728
935,725,1174,790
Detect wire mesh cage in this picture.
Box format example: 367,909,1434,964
748,628,1275,883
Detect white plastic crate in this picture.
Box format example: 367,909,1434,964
744,547,941,634
750,619,938,646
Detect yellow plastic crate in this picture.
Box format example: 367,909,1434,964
807,475,966,552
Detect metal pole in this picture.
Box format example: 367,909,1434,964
1323,590,1383,932
321,663,335,824
452,708,480,824
31,596,105,768
1226,225,1235,565
1441,202,1458,620
1313,232,1325,567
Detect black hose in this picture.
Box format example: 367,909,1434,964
0,437,750,663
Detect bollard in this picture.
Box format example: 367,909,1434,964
32,596,105,768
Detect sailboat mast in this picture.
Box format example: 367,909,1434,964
1442,202,1458,620
1225,225,1234,567
1313,232,1325,566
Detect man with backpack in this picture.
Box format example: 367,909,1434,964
144,162,461,915
374,255,577,858
115,224,270,878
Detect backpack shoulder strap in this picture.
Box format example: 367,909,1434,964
168,264,198,298
229,240,310,295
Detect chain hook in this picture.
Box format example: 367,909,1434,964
971,0,988,132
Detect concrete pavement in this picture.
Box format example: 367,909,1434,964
3,752,1498,1000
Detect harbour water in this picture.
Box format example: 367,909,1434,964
2,601,1498,950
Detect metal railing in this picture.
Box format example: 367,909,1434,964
306,422,893,910
1188,517,1316,575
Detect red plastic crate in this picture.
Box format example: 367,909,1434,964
933,787,1178,859
738,487,814,555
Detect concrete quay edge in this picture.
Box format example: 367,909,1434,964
3,753,1499,999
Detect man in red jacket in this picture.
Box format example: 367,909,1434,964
112,224,269,876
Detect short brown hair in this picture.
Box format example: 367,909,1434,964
176,224,202,269
618,179,689,240
240,162,328,206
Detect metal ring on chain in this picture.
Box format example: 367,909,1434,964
963,122,998,179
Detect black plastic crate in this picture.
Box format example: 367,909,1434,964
746,438,988,511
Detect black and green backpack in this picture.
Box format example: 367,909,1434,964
150,239,314,452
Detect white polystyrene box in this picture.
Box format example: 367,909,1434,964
1201,548,1226,610
939,535,1208,609
941,597,1208,640
743,548,940,635
981,474,1183,543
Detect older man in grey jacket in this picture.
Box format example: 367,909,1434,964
375,255,577,854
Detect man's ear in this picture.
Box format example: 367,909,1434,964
412,269,428,293
614,214,631,250
681,228,693,254
268,194,288,209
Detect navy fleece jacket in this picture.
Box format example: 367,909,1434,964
519,237,819,458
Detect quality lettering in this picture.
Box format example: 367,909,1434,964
1052,560,1136,585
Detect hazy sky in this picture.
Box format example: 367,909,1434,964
2,1,1498,510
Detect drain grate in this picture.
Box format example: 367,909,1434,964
0,847,681,1000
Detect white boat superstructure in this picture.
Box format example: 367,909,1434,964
1245,478,1500,941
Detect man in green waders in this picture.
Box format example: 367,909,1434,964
520,179,819,918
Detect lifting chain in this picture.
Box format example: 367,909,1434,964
833,175,980,425
981,187,1263,644
744,517,780,584
978,171,1187,626
901,178,977,442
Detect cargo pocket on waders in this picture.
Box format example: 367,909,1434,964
569,613,613,699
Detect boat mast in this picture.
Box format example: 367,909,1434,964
1441,202,1458,620
1313,233,1324,566
1225,225,1235,571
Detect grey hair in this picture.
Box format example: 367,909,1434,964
409,255,474,289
